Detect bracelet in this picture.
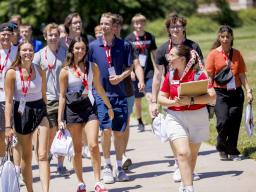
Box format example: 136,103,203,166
5,126,12,129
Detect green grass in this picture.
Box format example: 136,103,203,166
138,24,256,160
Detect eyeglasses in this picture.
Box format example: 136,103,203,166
169,25,183,30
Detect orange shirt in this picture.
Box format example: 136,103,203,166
206,48,246,88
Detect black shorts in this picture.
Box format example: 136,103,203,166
64,97,98,124
14,99,47,135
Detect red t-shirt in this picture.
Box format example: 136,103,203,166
160,68,210,111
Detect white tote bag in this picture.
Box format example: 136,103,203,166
244,103,254,137
0,143,20,192
50,129,73,158
152,113,169,143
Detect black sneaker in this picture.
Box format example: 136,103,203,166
57,166,70,176
137,123,145,132
219,152,229,160
48,153,53,163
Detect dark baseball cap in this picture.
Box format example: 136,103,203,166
0,22,14,32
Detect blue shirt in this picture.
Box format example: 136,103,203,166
89,36,133,97
32,39,43,53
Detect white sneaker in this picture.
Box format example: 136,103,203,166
82,145,91,159
173,168,181,182
193,173,200,181
102,164,114,184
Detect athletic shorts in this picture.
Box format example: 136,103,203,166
133,78,153,98
164,107,209,143
14,99,47,135
96,96,128,132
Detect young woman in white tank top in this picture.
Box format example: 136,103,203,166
5,42,50,192
58,37,113,192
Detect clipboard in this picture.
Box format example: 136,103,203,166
178,79,208,97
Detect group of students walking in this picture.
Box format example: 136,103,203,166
0,10,253,192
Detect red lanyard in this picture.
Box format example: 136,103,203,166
102,37,112,67
73,65,88,90
45,48,57,71
221,50,229,62
19,66,32,96
135,32,146,53
168,39,172,53
0,49,11,73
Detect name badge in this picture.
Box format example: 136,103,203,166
0,73,3,89
171,80,180,85
108,66,116,76
139,54,147,67
227,76,236,90
18,96,26,115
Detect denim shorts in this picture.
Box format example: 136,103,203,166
126,95,135,116
95,96,128,132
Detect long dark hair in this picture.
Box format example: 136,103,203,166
64,36,88,68
211,25,234,50
11,41,34,68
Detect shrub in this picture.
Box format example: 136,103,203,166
239,8,256,26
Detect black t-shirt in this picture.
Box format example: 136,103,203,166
156,39,204,75
125,31,157,79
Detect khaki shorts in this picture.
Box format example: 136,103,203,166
47,100,59,128
164,107,209,143
0,102,5,132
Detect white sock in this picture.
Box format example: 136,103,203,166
116,160,122,168
15,166,21,177
185,185,194,192
104,158,111,166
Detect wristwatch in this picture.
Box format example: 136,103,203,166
190,97,195,105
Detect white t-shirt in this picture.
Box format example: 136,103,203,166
0,45,18,102
33,46,66,101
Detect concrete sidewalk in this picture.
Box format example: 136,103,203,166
19,122,256,192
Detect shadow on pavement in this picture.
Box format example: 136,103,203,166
199,170,243,179
109,185,142,192
198,149,218,156
130,171,171,179
130,159,171,170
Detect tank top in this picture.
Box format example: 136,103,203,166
67,63,94,104
14,65,42,102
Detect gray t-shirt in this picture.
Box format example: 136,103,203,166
33,46,66,101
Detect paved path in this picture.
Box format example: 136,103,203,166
17,122,256,192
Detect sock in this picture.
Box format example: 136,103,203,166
116,160,122,168
138,118,143,124
104,158,111,166
57,159,63,168
185,185,194,192
15,165,21,177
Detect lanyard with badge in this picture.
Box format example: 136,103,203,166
221,49,236,90
135,32,147,67
73,65,89,95
103,37,116,76
18,66,32,115
0,49,11,89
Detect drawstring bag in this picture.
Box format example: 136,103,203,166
50,129,73,159
244,103,254,137
0,141,20,192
